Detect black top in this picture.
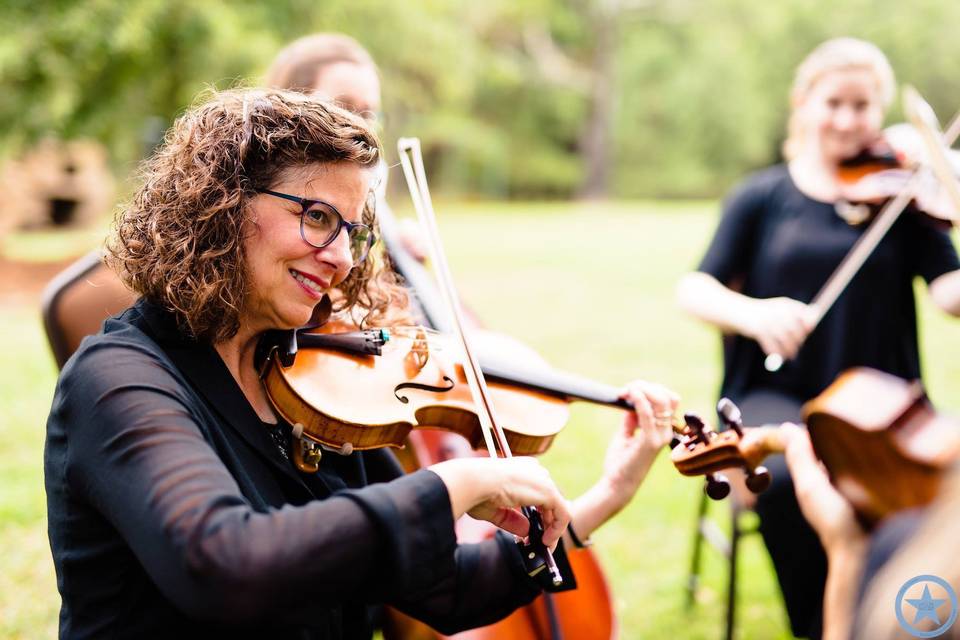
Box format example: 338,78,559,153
698,164,960,404
45,299,568,639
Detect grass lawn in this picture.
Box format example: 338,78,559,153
1,199,958,639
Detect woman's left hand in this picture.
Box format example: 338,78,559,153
910,171,960,221
882,124,960,220
566,380,679,542
603,380,681,497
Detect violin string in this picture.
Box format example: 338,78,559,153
396,138,503,457
808,88,960,326
398,137,565,587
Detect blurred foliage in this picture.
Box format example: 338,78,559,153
2,0,960,198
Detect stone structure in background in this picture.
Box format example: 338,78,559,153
0,139,115,237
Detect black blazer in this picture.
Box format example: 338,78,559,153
45,299,563,639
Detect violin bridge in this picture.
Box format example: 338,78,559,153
406,327,431,372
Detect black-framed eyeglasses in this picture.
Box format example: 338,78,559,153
256,188,376,264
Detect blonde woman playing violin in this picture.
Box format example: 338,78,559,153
677,38,960,639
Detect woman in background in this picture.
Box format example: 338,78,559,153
677,37,960,638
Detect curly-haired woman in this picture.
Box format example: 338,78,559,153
44,88,678,639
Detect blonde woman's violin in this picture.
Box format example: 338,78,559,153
764,87,960,373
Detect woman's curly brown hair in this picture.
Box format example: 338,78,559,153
106,88,409,343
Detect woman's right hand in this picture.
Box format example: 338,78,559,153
741,296,817,361
428,457,570,549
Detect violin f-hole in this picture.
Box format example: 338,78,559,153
394,376,456,404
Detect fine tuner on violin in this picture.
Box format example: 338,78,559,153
763,86,960,374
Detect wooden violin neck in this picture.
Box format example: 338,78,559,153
738,425,788,469
480,358,631,411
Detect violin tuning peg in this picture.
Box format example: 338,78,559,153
745,466,772,494
683,413,709,444
717,398,744,436
705,472,731,500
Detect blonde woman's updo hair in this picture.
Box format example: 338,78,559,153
783,37,896,160
107,88,405,343
264,33,377,92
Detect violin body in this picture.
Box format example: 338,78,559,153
803,367,960,527
836,139,903,186
260,319,569,462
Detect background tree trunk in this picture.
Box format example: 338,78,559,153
577,9,616,200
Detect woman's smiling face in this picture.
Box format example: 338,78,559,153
241,162,373,332
797,67,885,162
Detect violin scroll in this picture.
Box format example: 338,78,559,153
671,399,782,500
672,369,960,527
717,398,771,492
705,473,731,500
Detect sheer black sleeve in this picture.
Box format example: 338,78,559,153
52,340,459,623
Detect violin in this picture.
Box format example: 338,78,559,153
256,287,689,470
257,138,687,639
671,367,960,529
259,318,584,468
763,86,960,373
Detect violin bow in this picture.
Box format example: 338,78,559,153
903,85,960,217
765,89,960,372
396,137,564,587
